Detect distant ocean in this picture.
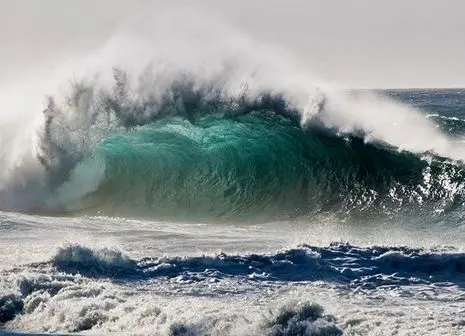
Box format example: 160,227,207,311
1,50,465,335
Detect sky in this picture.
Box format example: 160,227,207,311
0,0,464,88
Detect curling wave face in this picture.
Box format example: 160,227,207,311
1,68,465,222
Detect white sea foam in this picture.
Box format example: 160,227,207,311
0,10,464,214
1,8,465,336
1,242,465,335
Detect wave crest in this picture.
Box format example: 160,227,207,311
1,66,465,221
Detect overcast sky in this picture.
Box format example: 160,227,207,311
1,0,464,88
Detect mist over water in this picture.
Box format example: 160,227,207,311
1,6,465,336
0,11,465,222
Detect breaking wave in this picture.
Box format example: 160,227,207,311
51,243,465,287
1,43,465,222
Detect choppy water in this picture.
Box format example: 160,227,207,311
1,46,465,335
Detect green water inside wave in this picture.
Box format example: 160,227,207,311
71,112,464,222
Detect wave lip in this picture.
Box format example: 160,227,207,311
3,67,465,221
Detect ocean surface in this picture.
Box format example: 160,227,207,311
1,61,465,335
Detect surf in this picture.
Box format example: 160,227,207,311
1,32,465,222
